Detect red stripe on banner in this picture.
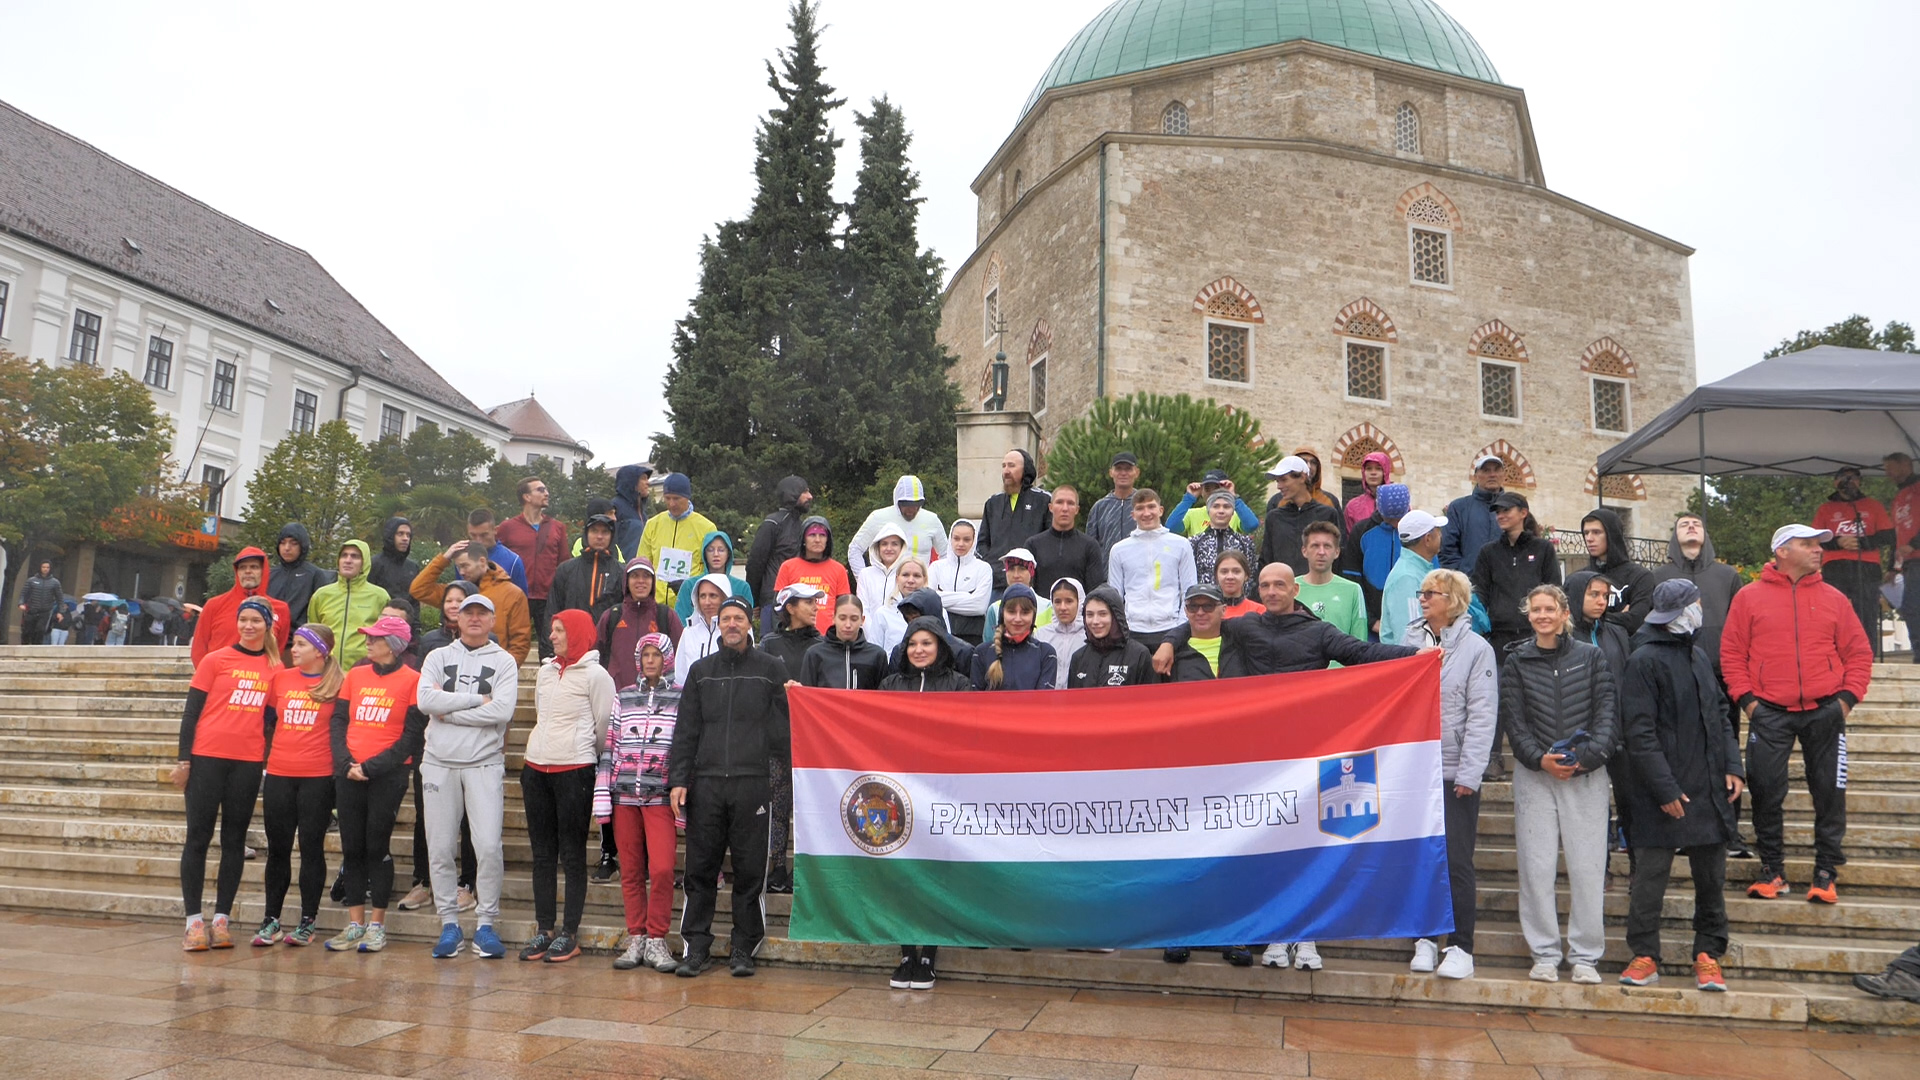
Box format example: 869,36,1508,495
790,651,1440,774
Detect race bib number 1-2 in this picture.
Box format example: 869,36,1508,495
657,547,694,583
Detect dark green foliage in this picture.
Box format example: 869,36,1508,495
1045,393,1284,511
239,421,379,559
367,425,499,546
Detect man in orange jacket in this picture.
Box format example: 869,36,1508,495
190,547,291,665
409,540,532,662
1721,523,1873,905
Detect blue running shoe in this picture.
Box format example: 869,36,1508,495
471,925,505,959
431,923,464,959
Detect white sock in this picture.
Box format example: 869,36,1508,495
186,914,204,929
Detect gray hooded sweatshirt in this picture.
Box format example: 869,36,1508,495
417,636,521,768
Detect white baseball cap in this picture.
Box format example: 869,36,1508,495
1770,523,1833,551
1001,547,1037,567
1397,510,1448,542
1473,453,1505,470
1267,454,1310,478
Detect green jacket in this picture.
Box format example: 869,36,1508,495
308,539,391,668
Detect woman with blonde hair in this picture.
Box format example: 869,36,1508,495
257,624,346,948
1404,570,1496,980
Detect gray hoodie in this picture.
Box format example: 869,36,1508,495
1650,522,1742,671
1034,577,1087,688
417,636,521,768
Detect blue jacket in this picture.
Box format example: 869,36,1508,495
1380,548,1432,645
969,632,1058,691
1440,487,1502,572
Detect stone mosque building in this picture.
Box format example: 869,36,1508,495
939,0,1693,535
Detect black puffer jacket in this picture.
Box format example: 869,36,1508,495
547,544,625,624
759,620,823,682
1501,636,1618,774
1169,604,1415,675
746,476,811,603
799,628,890,690
368,516,421,602
878,616,975,692
1621,626,1742,849
1065,586,1158,687
669,641,791,784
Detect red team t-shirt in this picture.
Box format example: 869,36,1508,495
266,668,334,777
187,647,277,761
1812,497,1894,564
341,663,419,765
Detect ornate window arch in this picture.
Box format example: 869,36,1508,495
1334,298,1395,404
1027,319,1051,417
1397,183,1459,289
1195,278,1258,384
1476,440,1537,489
1581,337,1635,434
1162,101,1190,136
1471,320,1528,422
1585,466,1647,501
1393,102,1420,154
982,255,1002,346
1333,422,1407,478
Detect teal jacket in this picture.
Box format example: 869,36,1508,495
673,530,755,621
1379,547,1432,646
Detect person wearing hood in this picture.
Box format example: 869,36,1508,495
635,472,715,609
1404,569,1496,982
309,540,391,669
1190,489,1261,587
970,584,1057,690
673,574,736,686
672,530,753,623
979,450,1051,590
1382,510,1447,645
1260,456,1344,576
268,522,335,626
567,499,635,562
1169,469,1261,537
1439,455,1506,572
775,517,850,635
930,519,992,644
877,616,973,991
1345,482,1410,634
517,609,614,964
1264,446,1341,515
1617,580,1746,992
191,547,292,665
1024,485,1106,595
368,517,421,602
847,475,948,574
890,585,973,673
1035,577,1087,687
549,513,628,626
1344,452,1393,534
800,594,891,690
1568,568,1634,851
746,476,812,628
611,464,653,559
856,524,912,625
597,557,686,692
867,559,932,656
1108,489,1197,651
598,631,682,973
1812,465,1894,658
1579,507,1656,633
409,540,532,662
1471,491,1562,660
1066,586,1158,687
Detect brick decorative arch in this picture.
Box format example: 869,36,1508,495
1333,298,1398,342
1396,182,1463,230
1333,422,1406,477
1026,319,1052,362
1584,466,1648,501
1477,439,1537,488
1469,319,1529,362
1193,277,1264,323
1580,337,1637,378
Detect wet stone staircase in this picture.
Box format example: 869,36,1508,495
0,645,1915,1030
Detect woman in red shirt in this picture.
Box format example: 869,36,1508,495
329,615,427,954
175,597,281,952
254,624,345,947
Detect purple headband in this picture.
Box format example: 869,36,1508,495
294,626,330,659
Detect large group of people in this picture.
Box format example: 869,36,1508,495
157,448,1902,999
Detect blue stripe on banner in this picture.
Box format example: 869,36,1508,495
792,833,1455,949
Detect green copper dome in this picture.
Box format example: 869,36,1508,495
1024,0,1502,115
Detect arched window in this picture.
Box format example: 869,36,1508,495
1397,184,1460,290
1470,321,1528,422
1334,299,1396,404
1162,101,1189,136
982,257,1002,346
1394,102,1420,154
1581,338,1636,435
1194,278,1263,385
1027,321,1051,417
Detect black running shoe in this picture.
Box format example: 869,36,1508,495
519,931,553,961
730,952,755,978
1223,946,1254,967
889,956,915,988
676,951,711,978
911,956,935,990
765,863,793,894
591,852,618,884
1163,948,1190,964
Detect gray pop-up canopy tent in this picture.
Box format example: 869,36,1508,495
1597,345,1920,480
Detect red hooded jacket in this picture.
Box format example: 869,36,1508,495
190,546,292,665
1721,562,1872,712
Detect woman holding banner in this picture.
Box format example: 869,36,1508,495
1502,583,1618,986
1406,570,1496,980
878,617,974,989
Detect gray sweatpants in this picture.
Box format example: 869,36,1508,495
1512,765,1610,967
421,761,505,925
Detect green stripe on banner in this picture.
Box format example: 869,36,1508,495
791,856,1019,945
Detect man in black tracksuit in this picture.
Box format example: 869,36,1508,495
1024,485,1105,595
979,449,1050,590
268,522,334,626
546,513,625,624
1580,508,1655,633
668,596,790,978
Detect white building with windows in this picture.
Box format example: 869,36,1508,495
0,98,507,601
939,0,1694,533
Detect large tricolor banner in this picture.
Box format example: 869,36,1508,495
788,652,1453,949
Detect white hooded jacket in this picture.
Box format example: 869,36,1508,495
929,518,991,619
856,523,911,617
846,476,950,572
1033,576,1087,689
526,648,615,768
672,573,737,685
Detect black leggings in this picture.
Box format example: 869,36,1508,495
520,764,594,934
262,773,333,923
181,756,263,919
412,763,475,888
337,766,411,911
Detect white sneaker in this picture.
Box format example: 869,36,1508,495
1529,960,1560,982
1260,943,1289,968
643,936,677,972
1436,947,1475,979
612,937,646,970
1292,942,1322,971
1571,963,1602,985
1410,938,1439,973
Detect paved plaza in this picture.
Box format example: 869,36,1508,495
0,913,1913,1079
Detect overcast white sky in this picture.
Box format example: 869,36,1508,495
2,1,1914,470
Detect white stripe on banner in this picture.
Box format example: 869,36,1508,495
795,739,1443,864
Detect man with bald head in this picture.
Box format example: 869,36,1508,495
1154,561,1421,678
